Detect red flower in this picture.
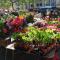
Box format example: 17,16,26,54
11,17,24,26
3,28,8,33
13,28,20,32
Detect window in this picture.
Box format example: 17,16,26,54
44,0,50,6
36,3,39,7
31,4,33,7
51,0,56,6
40,3,42,6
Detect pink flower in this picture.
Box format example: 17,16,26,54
58,17,60,21
47,24,57,29
56,28,60,32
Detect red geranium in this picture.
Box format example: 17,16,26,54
11,16,24,27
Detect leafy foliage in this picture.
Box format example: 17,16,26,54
55,33,60,39
0,19,4,28
12,27,55,44
0,0,12,8
11,32,20,40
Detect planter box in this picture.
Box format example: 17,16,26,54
0,46,45,60
1,44,60,60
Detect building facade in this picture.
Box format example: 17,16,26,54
11,0,60,11
56,0,60,8
32,0,56,9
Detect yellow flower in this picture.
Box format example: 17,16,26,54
19,16,24,20
45,29,53,33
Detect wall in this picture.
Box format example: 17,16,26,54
56,0,60,8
